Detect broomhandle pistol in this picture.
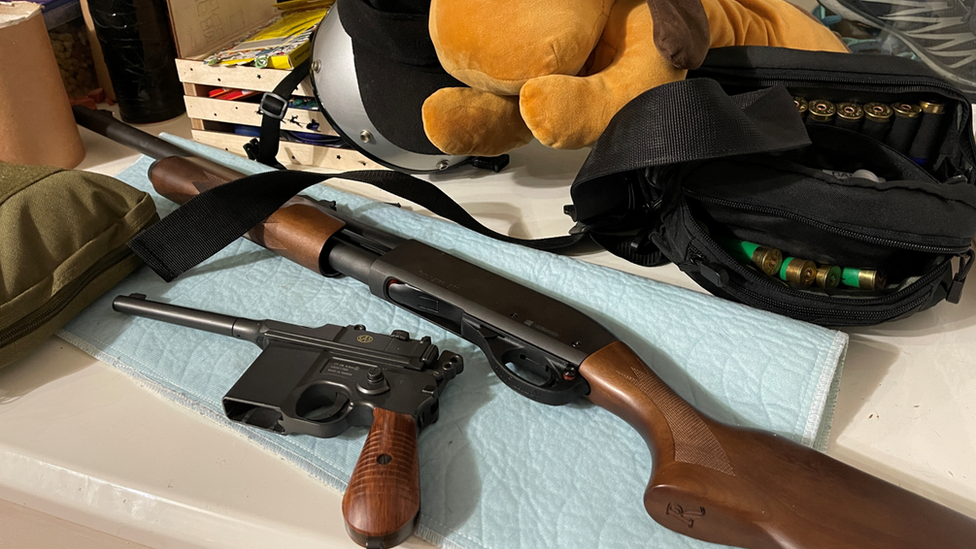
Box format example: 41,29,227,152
111,294,453,549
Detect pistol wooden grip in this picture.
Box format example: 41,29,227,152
342,408,421,549
580,341,976,549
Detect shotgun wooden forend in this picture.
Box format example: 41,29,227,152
148,156,243,202
148,157,347,274
579,341,976,549
342,408,421,549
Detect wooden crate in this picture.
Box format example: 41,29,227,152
169,0,383,172
176,59,382,171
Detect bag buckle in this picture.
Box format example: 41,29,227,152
947,248,974,304
258,92,289,120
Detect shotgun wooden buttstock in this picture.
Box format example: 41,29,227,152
579,341,976,549
149,157,347,273
342,408,421,549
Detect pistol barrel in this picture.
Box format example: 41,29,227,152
112,294,262,343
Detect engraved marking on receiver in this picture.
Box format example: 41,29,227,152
357,335,374,344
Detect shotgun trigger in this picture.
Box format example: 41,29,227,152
461,319,588,406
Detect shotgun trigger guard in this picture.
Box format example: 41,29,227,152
462,319,588,406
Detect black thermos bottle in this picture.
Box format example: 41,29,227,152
88,0,186,123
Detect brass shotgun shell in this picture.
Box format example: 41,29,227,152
806,99,836,123
841,268,887,290
816,265,842,289
751,246,784,277
864,102,894,122
794,96,808,115
780,257,818,286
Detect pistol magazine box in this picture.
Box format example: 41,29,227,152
570,46,976,326
166,0,384,171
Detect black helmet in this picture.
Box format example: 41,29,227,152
309,0,470,173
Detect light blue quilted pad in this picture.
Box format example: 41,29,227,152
60,136,848,549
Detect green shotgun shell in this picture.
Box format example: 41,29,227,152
841,267,887,290
780,257,818,286
816,265,842,289
737,241,783,276
720,238,783,276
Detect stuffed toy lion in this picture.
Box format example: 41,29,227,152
422,0,848,156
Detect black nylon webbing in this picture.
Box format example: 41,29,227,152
129,168,585,281
253,59,312,168
130,78,809,283
573,79,811,197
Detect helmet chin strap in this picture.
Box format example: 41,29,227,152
245,58,329,170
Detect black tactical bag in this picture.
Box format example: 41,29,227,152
568,47,976,326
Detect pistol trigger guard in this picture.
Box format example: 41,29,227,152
461,320,587,406
283,385,354,438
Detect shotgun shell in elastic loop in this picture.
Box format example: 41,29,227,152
862,102,893,141
780,257,818,286
794,96,808,117
834,102,864,132
908,100,946,165
806,100,836,124
920,100,945,115
841,268,887,290
816,265,842,289
885,102,922,154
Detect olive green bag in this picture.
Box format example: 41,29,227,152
0,163,158,368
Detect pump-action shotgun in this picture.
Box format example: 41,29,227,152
75,106,976,549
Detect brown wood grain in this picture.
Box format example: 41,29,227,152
342,408,421,549
580,341,976,548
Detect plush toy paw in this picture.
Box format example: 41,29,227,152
422,87,533,156
520,0,684,149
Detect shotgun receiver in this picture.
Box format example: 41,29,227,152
75,107,976,549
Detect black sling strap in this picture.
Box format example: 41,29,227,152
129,79,809,282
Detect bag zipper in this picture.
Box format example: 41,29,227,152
691,66,968,101
680,199,959,305
686,243,947,321
685,192,971,254
0,245,136,349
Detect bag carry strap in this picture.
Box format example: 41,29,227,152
129,79,808,281
568,79,812,266
571,78,811,221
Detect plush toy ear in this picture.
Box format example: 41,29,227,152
645,0,710,69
